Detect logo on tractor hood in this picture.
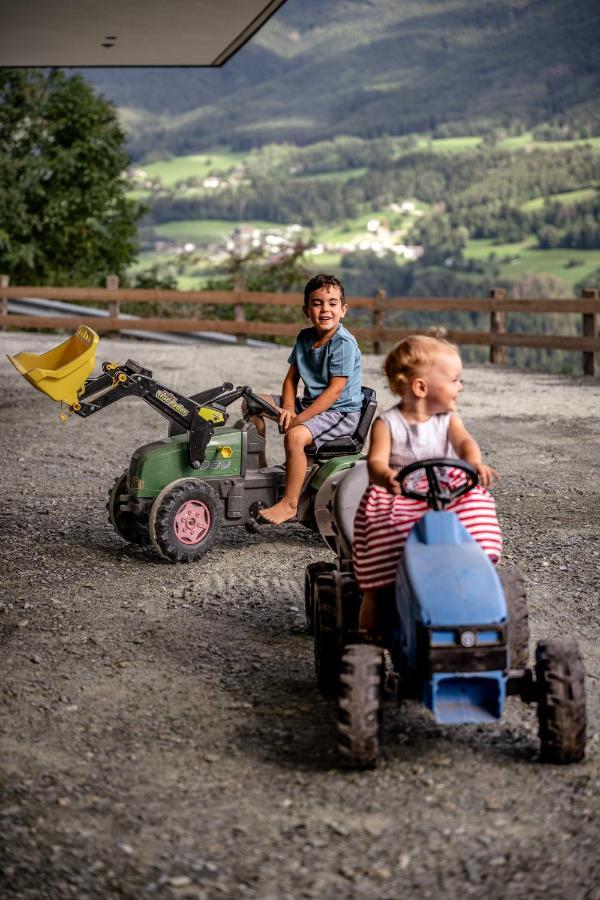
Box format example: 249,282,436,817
155,389,189,418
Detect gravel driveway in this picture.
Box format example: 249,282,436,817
1,332,599,900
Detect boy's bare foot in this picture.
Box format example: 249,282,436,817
258,498,297,525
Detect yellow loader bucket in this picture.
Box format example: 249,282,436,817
7,324,99,407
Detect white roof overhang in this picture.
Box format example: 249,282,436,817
0,0,287,66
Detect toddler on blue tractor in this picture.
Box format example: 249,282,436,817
307,457,586,768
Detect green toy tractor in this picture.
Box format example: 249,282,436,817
8,325,377,562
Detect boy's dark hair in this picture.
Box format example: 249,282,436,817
303,273,346,307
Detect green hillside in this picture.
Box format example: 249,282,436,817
82,0,600,158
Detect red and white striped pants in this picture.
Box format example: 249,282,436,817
352,483,502,591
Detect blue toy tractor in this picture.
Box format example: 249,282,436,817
307,458,586,768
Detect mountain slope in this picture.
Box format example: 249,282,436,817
80,0,600,157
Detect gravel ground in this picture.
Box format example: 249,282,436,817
1,332,599,900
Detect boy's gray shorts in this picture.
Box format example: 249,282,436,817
270,395,361,449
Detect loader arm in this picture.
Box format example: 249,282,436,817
76,359,233,468
7,326,277,470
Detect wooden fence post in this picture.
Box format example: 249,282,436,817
0,274,8,331
106,274,120,337
582,288,599,377
372,288,385,354
490,287,507,365
234,276,247,345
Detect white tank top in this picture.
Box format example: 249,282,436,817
378,406,456,468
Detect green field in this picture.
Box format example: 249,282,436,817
129,136,600,293
313,203,426,245
521,187,599,211
151,218,282,244
415,136,482,153
500,133,600,152
304,251,343,270
464,238,599,289
296,167,368,183
141,150,246,187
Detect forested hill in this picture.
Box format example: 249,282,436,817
80,0,600,159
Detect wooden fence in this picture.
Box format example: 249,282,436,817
1,275,599,375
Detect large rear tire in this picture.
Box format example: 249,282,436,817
498,564,529,669
107,471,149,545
337,644,384,769
149,479,222,563
536,639,586,764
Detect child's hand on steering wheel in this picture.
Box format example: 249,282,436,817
382,468,401,495
475,462,499,489
277,406,295,432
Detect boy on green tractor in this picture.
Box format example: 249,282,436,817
246,273,363,525
8,278,376,563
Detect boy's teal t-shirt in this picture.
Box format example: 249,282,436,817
287,323,362,412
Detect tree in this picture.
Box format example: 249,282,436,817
0,69,143,285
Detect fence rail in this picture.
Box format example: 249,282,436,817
1,276,599,375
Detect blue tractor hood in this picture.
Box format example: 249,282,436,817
393,511,507,725
404,511,505,626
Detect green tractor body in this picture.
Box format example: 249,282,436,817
131,428,244,498
8,328,376,563
125,423,361,539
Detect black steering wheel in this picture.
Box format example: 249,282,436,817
241,387,281,420
397,458,478,511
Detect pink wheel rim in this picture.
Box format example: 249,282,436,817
173,500,211,545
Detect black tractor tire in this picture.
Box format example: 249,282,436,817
337,644,384,769
314,572,341,695
149,479,223,563
305,562,337,633
536,639,586,764
498,564,529,669
107,471,150,545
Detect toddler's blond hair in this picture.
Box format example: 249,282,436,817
384,334,459,396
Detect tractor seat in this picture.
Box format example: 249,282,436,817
308,386,377,461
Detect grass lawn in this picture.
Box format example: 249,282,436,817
127,188,153,201
176,272,222,290
521,187,599,211
500,133,600,152
128,251,167,272
151,219,285,244
305,251,342,270
417,136,482,153
314,203,425,245
464,238,600,290
295,167,368,182
152,220,232,244
141,150,246,187
404,131,600,155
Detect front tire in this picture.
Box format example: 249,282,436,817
107,471,149,545
305,562,336,634
313,573,340,695
149,479,222,563
536,639,586,764
337,644,384,769
499,564,529,669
